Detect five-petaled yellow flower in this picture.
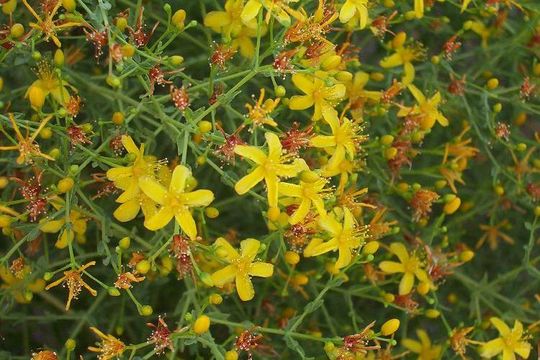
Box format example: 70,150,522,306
289,73,346,122
402,329,442,360
278,171,328,224
139,165,214,239
380,35,424,85
398,84,448,130
480,317,531,360
234,132,306,209
107,135,159,223
310,113,365,172
304,207,367,269
211,237,274,301
379,242,431,295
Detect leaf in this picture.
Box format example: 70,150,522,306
284,334,306,359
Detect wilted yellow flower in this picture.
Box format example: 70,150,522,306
480,317,531,360
88,327,125,360
0,265,46,304
139,165,214,239
379,242,430,295
211,238,274,301
0,114,55,164
245,88,280,128
45,261,97,310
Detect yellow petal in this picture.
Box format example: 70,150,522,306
241,0,262,23
116,181,139,203
240,238,260,260
514,341,531,359
234,145,266,164
144,206,174,230
235,166,265,195
490,317,511,336
379,261,405,274
265,132,282,159
292,73,314,94
121,135,139,155
55,229,73,249
249,262,273,277
175,208,197,240
402,339,422,354
408,84,426,104
40,219,64,233
335,244,352,269
379,53,403,68
436,112,449,127
399,272,415,295
182,190,214,207
339,0,357,23
214,237,240,261
170,165,190,194
106,166,132,183
304,237,324,257
358,4,368,29
309,238,339,257
236,273,255,301
319,214,342,236
265,175,279,208
278,182,302,197
113,199,140,222
211,265,237,287
289,95,314,110
204,11,231,31
480,338,504,358
416,329,431,347
390,242,410,263
323,83,346,101
139,176,167,204
403,61,415,85
502,349,516,360
289,199,311,225
414,0,424,18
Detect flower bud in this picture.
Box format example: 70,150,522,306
380,319,400,335
193,315,211,334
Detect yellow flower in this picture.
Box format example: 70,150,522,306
204,0,265,58
21,0,82,47
310,114,366,171
379,42,424,85
402,329,442,360
40,208,88,249
45,261,97,310
339,0,369,29
0,265,46,304
234,131,306,209
480,317,531,360
304,207,367,269
88,327,125,360
398,84,448,130
211,238,274,301
464,20,490,48
289,73,346,122
139,165,214,239
107,135,159,222
379,242,430,295
477,220,515,250
278,172,329,224
25,61,73,109
241,0,304,26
